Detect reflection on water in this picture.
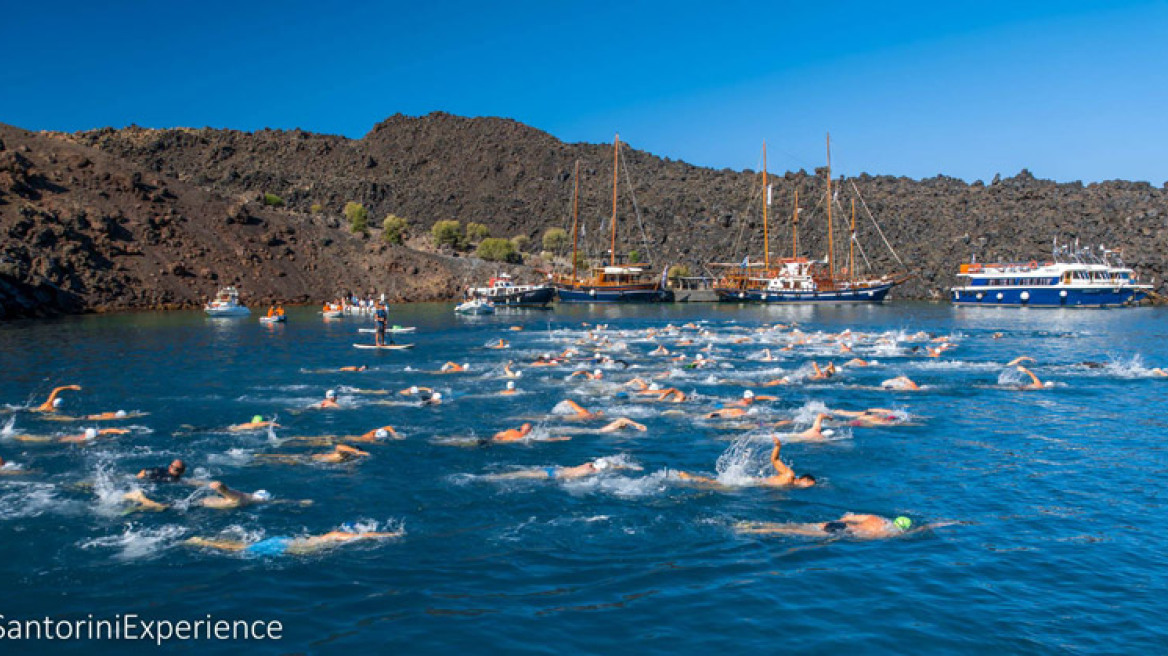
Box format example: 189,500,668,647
1,302,1167,652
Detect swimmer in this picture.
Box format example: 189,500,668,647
704,406,748,419
485,456,639,481
598,418,647,432
759,349,776,362
492,423,533,443
136,459,186,482
732,390,777,406
809,362,835,381
832,408,903,427
59,427,129,443
421,392,444,406
0,456,30,475
200,481,285,509
1015,366,1049,390
509,326,523,332
881,376,920,391
759,377,793,387
642,387,686,403
35,385,81,413
736,513,919,539
651,344,670,356
530,354,561,367
558,399,603,420
81,410,136,421
677,435,815,488
440,362,469,373
228,415,279,432
339,365,368,372
503,361,523,379
501,381,518,395
399,386,435,397
1006,356,1036,367
185,526,403,555
352,426,399,442
1152,368,1168,377
486,338,509,350
568,369,604,381
793,413,832,440
257,444,370,465
624,377,651,391
122,489,170,512
318,389,340,408
843,358,871,367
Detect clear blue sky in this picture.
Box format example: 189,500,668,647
4,0,1167,183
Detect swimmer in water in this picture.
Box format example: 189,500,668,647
881,376,920,391
136,459,186,482
484,456,639,481
568,369,604,381
228,416,279,432
81,410,137,421
651,344,670,356
732,390,777,406
501,381,518,396
503,361,522,379
35,385,81,413
1015,366,1049,390
257,444,370,465
185,526,403,555
486,339,509,350
832,408,903,427
440,362,469,373
809,362,836,381
492,423,533,443
736,513,920,539
399,386,434,397
56,427,129,443
420,392,443,406
1152,368,1168,377
704,406,749,419
0,456,30,475
339,365,368,372
598,418,647,433
201,481,290,509
759,349,776,362
317,389,340,408
792,413,832,440
677,435,816,488
843,358,871,367
558,399,603,420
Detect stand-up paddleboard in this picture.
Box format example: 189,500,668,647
353,343,415,350
359,326,416,334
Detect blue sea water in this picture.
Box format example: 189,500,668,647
1,302,1167,654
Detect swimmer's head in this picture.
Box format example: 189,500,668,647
251,415,264,424
409,386,419,394
593,369,602,377
894,516,912,531
374,428,389,439
52,398,64,409
649,383,661,391
84,428,98,440
794,475,817,488
169,459,186,476
506,381,516,390
115,410,127,418
593,457,610,471
521,422,532,432
432,392,443,401
326,389,337,399
252,490,272,502
743,390,755,399
696,353,705,360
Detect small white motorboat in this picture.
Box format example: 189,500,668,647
205,287,251,317
454,298,495,315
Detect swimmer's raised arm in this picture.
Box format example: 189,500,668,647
1006,356,1035,367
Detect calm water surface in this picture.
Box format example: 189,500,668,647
1,302,1167,654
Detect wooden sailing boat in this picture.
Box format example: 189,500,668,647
553,135,672,303
712,134,908,303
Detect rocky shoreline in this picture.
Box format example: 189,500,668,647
3,113,1166,319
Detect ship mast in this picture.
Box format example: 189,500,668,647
792,189,799,258
762,141,769,272
826,133,835,280
610,134,619,267
849,197,856,285
570,159,580,284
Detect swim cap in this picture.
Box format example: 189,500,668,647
743,390,755,399
374,428,389,439
649,383,661,391
84,428,98,440
326,389,337,399
409,386,419,394
894,516,912,531
593,457,610,471
506,381,516,390
593,369,602,376
432,392,443,400
52,398,64,408
252,490,272,501
696,353,705,360
252,415,263,424
115,410,127,418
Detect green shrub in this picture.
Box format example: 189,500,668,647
540,250,555,262
309,202,324,214
262,193,285,208
344,202,369,234
628,250,643,264
466,222,489,244
511,234,531,252
543,227,568,252
476,237,519,263
432,220,463,248
382,214,409,244
668,264,691,282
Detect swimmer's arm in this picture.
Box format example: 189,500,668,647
770,437,795,478
1017,366,1042,386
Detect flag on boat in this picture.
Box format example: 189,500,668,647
740,255,749,269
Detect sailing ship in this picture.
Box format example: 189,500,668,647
552,137,672,303
951,240,1151,307
713,135,908,303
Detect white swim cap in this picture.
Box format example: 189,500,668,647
374,428,389,439
696,353,705,360
409,386,419,394
542,353,551,359
84,428,98,440
432,392,443,400
593,457,610,470
593,369,602,376
326,389,337,399
743,390,755,399
52,398,64,408
463,363,469,369
649,383,661,391
252,490,272,501
506,381,516,390
115,410,127,418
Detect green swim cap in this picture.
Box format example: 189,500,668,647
894,516,912,531
252,415,263,424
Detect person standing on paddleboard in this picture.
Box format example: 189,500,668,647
374,302,390,346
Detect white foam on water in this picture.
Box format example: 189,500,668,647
80,523,188,561
562,470,670,498
0,482,80,520
714,435,769,484
0,416,15,438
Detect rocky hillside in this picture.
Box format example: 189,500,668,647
3,112,1166,318
0,123,515,319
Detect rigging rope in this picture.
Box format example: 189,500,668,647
849,180,905,267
